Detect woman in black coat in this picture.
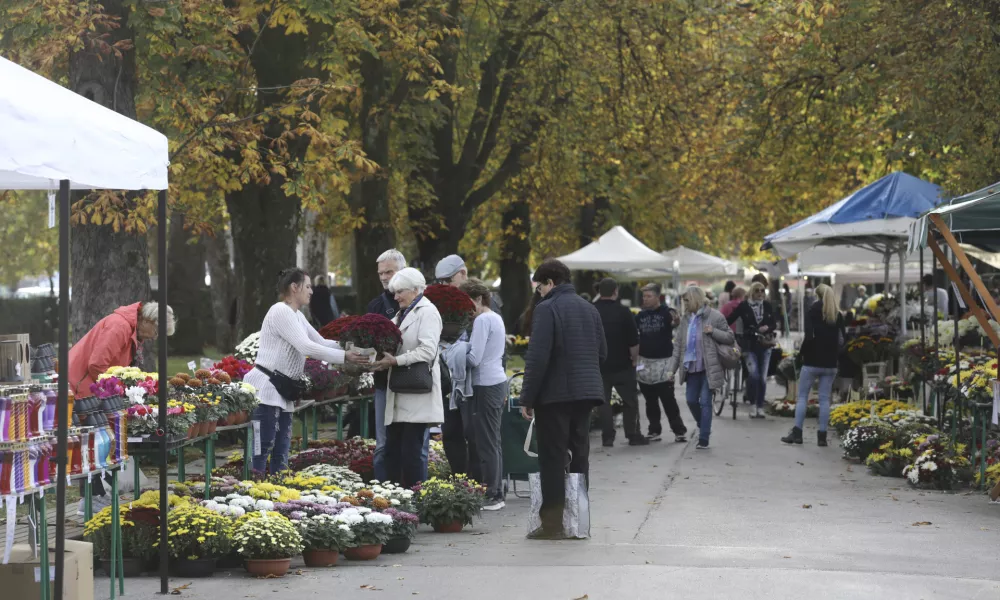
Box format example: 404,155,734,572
726,282,778,418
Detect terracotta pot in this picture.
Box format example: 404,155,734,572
432,520,464,534
171,557,216,578
244,558,291,577
217,416,229,426
240,410,249,424
207,421,218,434
382,537,411,554
343,544,382,561
187,424,198,439
302,549,340,567
100,557,144,578
228,413,238,426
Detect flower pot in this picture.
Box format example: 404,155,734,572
227,412,238,426
216,552,244,570
100,557,144,578
206,421,218,434
432,520,464,534
171,557,216,578
245,558,291,577
240,410,249,424
187,424,198,439
303,549,340,567
382,537,411,554
344,544,382,561
217,416,229,426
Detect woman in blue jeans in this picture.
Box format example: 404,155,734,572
782,284,845,446
669,286,734,450
726,282,778,419
244,269,369,474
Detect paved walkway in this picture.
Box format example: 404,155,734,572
98,384,1000,600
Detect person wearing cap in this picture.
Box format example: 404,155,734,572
594,277,647,446
435,254,503,315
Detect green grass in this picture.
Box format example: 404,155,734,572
165,347,222,378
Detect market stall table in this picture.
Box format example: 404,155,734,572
295,394,375,451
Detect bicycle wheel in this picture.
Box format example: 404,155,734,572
731,368,740,420
714,380,727,416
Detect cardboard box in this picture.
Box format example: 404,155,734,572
0,540,91,600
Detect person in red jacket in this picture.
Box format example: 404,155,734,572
68,302,175,399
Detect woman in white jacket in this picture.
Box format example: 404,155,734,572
373,268,445,487
245,268,368,474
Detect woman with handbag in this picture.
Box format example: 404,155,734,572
372,268,445,487
668,286,735,450
245,268,368,475
782,284,846,446
726,282,778,418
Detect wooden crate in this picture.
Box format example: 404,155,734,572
0,333,30,383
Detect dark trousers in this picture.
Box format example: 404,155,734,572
441,392,469,476
464,383,506,501
384,422,429,488
535,401,592,533
598,368,641,442
639,381,687,436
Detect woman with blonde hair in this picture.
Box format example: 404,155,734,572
782,283,845,446
668,286,735,450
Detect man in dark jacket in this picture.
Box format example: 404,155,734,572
594,277,647,447
367,249,405,481
520,259,606,539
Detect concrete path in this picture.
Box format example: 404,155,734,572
99,388,1000,600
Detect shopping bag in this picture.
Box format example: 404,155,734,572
527,472,591,539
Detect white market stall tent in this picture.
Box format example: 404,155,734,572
0,55,171,596
557,226,676,274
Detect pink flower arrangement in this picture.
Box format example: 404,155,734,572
91,377,125,399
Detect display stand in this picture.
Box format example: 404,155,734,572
294,394,374,451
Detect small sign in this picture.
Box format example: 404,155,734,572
34,566,55,583
47,191,55,229
127,437,144,443
952,282,967,310
187,360,197,372
252,420,261,455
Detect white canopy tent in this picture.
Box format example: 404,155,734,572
557,226,676,274
0,55,170,596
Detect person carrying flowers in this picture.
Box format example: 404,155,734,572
245,268,369,475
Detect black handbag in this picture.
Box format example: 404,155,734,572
255,365,306,401
388,354,436,394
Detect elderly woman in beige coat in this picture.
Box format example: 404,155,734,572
372,267,444,487
668,286,734,450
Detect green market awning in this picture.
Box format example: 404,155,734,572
909,181,1000,253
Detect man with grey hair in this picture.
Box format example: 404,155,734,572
368,249,406,481
435,254,503,314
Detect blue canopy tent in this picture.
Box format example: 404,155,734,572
761,171,947,332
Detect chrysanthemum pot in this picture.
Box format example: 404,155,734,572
344,544,382,561
302,549,340,567
432,520,464,534
171,557,217,578
244,558,292,577
382,537,411,554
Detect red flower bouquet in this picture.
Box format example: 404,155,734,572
319,314,361,341
339,314,402,356
214,355,253,381
423,284,476,342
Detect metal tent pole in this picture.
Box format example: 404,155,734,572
919,246,926,413
54,179,71,600
157,189,169,594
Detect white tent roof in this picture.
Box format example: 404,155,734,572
0,56,169,191
557,226,675,272
661,245,738,276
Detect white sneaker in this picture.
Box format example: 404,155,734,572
482,500,505,511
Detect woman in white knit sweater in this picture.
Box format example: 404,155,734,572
245,268,367,474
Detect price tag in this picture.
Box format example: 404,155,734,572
952,282,967,310
47,191,55,229
127,437,143,443
252,420,261,455
187,361,197,372
34,566,55,582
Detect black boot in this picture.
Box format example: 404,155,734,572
817,431,828,447
781,427,803,445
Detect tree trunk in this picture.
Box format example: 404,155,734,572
351,51,395,307
499,197,532,331
301,209,328,279
573,195,611,295
68,0,151,356
225,27,313,338
204,229,235,352
167,211,207,355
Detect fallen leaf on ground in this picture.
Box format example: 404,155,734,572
360,584,382,590
802,504,812,509
796,461,804,466
846,466,853,472
890,495,899,501
295,570,304,575
783,556,791,559
572,595,589,600
725,463,734,466
170,583,190,595
912,521,932,526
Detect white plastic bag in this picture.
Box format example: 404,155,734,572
527,472,590,539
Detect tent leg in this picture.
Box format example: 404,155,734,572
54,179,70,600
157,189,170,595
899,249,907,335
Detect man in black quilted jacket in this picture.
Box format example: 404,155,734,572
520,259,607,539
